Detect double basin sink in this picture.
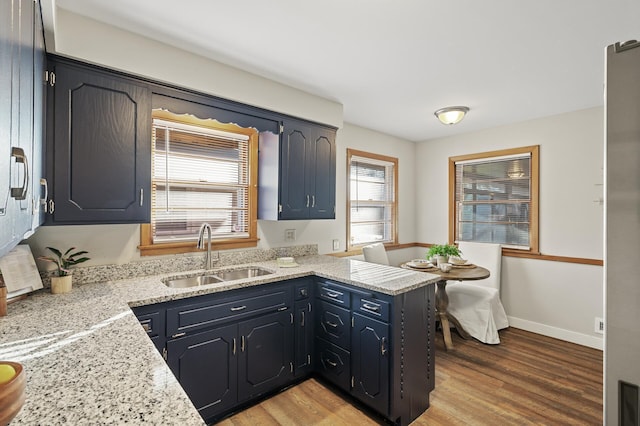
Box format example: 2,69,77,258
163,267,273,288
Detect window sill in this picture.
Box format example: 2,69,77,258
139,238,259,257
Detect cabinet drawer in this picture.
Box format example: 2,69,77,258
316,279,351,308
132,306,165,339
167,287,289,337
315,300,350,349
353,295,390,322
315,337,351,392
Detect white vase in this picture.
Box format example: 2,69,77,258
435,255,448,266
51,275,72,294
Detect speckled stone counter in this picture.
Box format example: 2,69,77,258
0,255,438,425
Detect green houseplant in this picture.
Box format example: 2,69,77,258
426,244,461,265
39,247,90,294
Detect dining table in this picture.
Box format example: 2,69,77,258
401,261,490,350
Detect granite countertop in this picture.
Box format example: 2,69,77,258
0,255,438,425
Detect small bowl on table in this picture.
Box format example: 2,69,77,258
0,361,26,426
449,257,468,265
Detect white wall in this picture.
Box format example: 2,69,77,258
415,107,605,348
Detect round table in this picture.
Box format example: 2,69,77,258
401,263,490,350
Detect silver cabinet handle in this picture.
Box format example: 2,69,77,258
362,302,380,312
311,195,315,207
301,310,305,327
241,335,245,352
10,147,29,200
230,305,246,312
232,337,237,355
326,359,337,367
325,290,341,299
139,188,144,206
325,320,338,328
48,199,55,214
40,178,48,212
381,337,388,356
306,194,310,207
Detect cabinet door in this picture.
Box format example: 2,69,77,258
294,300,313,377
308,127,335,219
166,324,237,422
351,313,390,415
279,120,310,219
0,0,16,256
13,0,35,239
50,61,151,223
30,0,46,231
237,310,293,400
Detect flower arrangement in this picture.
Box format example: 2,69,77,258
38,247,90,277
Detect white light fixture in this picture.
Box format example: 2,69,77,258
434,106,469,125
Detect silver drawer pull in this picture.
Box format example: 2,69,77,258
362,303,380,312
326,359,338,367
326,320,338,328
230,305,247,312
325,290,341,299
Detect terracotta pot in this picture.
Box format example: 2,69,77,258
51,275,72,294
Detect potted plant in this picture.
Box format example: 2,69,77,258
426,244,461,265
38,247,90,294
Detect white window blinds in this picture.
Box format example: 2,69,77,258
349,154,396,246
454,153,532,249
151,118,250,243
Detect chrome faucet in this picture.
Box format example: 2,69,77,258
197,222,213,270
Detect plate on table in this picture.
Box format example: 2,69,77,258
407,259,433,269
451,263,476,269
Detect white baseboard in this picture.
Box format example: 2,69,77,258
507,316,603,350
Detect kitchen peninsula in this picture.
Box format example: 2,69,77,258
1,255,439,425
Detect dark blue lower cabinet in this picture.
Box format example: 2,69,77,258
166,324,238,421
351,313,390,415
238,310,294,400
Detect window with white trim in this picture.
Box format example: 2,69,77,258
449,146,539,252
140,110,258,255
347,149,398,249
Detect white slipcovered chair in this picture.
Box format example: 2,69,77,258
445,241,509,344
362,243,390,265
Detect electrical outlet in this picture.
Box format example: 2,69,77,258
284,229,296,242
332,239,339,250
595,317,604,334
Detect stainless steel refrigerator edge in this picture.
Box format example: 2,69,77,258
605,40,640,426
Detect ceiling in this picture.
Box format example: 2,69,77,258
54,0,639,142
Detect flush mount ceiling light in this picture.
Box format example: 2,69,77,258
434,106,470,125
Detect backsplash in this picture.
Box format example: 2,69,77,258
40,245,318,287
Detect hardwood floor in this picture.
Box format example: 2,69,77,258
217,328,603,425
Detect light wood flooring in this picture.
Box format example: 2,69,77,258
217,328,603,425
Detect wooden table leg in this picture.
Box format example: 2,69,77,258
435,279,471,349
435,280,454,350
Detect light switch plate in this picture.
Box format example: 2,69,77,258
332,239,339,250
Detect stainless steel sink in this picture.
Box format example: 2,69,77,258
211,267,273,281
163,274,224,288
163,267,273,288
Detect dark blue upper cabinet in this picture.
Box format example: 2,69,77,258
0,0,46,258
46,58,151,224
260,118,336,220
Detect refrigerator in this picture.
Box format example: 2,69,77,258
605,39,640,426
